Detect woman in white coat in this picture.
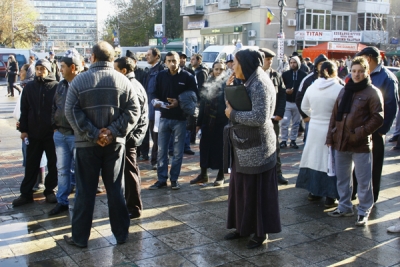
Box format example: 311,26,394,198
296,61,343,208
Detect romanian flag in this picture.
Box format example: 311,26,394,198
266,8,275,25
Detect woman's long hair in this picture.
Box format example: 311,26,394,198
319,61,338,79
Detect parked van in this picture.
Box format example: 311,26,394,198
0,53,27,69
201,45,259,69
0,48,38,68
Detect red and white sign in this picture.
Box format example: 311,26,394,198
327,42,358,51
295,30,362,42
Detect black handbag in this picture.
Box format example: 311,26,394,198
224,84,252,111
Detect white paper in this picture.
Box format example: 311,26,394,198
154,110,161,133
327,146,335,177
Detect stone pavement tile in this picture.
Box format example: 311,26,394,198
286,202,330,220
384,236,400,250
139,215,191,236
191,197,228,212
97,224,152,245
28,256,79,267
218,237,280,258
206,205,228,220
267,227,313,249
283,240,346,264
157,203,202,217
174,189,217,204
285,220,341,240
0,220,51,246
134,253,196,267
318,231,380,255
173,210,225,228
131,207,166,223
194,222,230,241
9,236,66,262
279,207,313,226
246,249,312,267
355,243,400,266
349,219,400,243
315,253,383,267
141,193,183,208
199,185,230,197
71,246,132,267
156,229,213,250
216,259,256,267
179,243,240,267
277,187,312,208
317,214,359,231
56,230,113,255
116,236,173,261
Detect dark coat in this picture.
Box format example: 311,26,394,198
52,79,74,135
269,69,286,118
7,61,18,83
20,74,58,139
197,76,228,169
281,68,307,103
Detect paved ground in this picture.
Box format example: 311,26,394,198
0,91,400,267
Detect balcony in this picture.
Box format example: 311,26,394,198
362,30,388,44
298,0,333,10
357,0,390,14
218,0,251,11
180,0,204,16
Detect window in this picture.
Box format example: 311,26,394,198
300,9,331,30
358,13,387,31
331,15,350,30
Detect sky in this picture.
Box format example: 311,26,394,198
97,0,115,32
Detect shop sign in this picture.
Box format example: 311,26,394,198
332,31,362,42
328,42,358,51
295,30,363,42
277,38,285,60
188,21,206,29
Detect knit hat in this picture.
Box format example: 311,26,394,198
314,54,328,68
235,49,263,81
61,48,82,67
35,59,52,73
226,54,234,63
126,50,138,61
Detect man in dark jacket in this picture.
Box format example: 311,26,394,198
114,56,149,219
49,49,81,215
178,52,194,75
126,50,146,86
281,56,307,149
260,48,288,185
49,51,61,81
139,48,165,169
354,46,399,202
13,59,59,207
149,51,198,190
191,53,208,95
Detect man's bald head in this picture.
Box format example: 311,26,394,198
92,41,115,62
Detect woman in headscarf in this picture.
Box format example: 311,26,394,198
224,49,281,249
326,56,383,226
296,61,343,208
7,55,20,97
190,60,229,186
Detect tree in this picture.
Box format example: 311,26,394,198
0,0,39,48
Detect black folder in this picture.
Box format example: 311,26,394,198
224,84,252,111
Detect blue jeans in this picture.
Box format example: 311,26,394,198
169,130,191,153
71,143,129,246
157,118,186,182
53,131,75,205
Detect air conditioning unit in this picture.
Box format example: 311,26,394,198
248,30,256,37
287,19,296,27
287,39,295,46
248,40,256,46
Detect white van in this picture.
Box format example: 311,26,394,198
0,48,38,67
201,45,259,69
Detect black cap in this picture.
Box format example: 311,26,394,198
292,51,299,56
305,57,310,61
126,50,138,61
314,54,328,67
178,52,187,58
356,46,380,58
259,48,276,58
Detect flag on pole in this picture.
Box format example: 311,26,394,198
266,8,275,25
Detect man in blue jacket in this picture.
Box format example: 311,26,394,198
355,46,399,202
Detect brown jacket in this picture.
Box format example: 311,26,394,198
326,84,384,153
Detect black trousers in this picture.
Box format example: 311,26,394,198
124,146,142,217
273,121,283,175
138,120,158,165
20,136,58,198
353,132,385,202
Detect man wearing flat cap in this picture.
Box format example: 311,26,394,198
13,59,59,207
259,48,288,185
354,46,399,202
126,50,146,86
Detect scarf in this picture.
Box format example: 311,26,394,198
336,76,371,121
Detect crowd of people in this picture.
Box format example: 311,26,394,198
7,41,400,249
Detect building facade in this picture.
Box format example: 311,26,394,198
180,0,400,59
30,0,97,55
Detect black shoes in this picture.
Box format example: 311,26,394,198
129,211,141,219
49,203,68,215
224,231,242,240
213,177,225,186
190,175,209,184
277,174,288,185
184,150,195,155
280,141,287,148
247,235,267,249
12,196,34,207
171,181,181,190
149,181,167,190
63,235,87,248
324,197,337,208
290,140,299,149
389,135,399,142
45,193,57,203
308,193,322,201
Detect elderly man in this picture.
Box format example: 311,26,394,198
63,41,140,248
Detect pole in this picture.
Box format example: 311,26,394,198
162,0,166,51
277,0,287,61
11,1,15,48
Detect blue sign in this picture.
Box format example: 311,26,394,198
162,37,168,45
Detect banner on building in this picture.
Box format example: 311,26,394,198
295,30,363,42
332,31,362,42
327,42,358,51
277,38,285,60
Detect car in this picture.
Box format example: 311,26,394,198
387,66,400,74
0,61,6,78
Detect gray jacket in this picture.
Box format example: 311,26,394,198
224,67,277,174
65,61,141,147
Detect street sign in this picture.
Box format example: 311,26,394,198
162,37,168,45
277,38,285,60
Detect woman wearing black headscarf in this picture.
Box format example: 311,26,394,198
224,49,281,249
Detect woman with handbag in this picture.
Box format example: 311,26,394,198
7,55,20,97
224,49,281,249
190,60,229,186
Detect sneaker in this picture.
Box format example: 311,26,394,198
387,222,400,233
328,208,354,217
389,135,399,142
324,197,337,208
171,181,180,190
355,215,368,226
277,174,288,185
184,150,195,155
190,175,209,184
290,140,299,149
279,141,287,148
12,196,34,207
213,177,224,186
49,203,68,215
152,164,157,170
149,181,167,190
